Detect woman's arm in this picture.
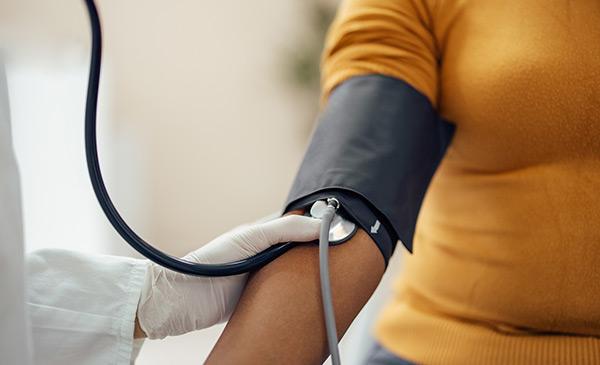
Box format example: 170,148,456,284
206,220,385,364
206,0,441,361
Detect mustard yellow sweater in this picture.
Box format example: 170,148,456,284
322,1,600,364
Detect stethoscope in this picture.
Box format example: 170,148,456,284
82,1,352,362
82,0,356,278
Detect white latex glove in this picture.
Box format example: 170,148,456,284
136,215,320,339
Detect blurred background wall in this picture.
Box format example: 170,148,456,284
1,0,401,363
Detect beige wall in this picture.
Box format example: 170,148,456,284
2,0,319,257
100,0,321,255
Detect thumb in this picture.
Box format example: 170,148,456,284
252,215,321,250
185,215,322,263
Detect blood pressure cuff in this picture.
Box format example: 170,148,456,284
283,75,455,263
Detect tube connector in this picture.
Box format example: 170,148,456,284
326,197,340,210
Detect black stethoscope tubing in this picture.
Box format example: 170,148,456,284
83,0,295,277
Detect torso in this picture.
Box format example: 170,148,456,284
401,0,600,336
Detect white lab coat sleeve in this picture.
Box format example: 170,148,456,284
26,249,149,365
0,56,32,365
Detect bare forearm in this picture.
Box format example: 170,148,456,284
206,227,385,364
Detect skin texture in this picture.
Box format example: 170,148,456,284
134,317,145,339
205,211,385,364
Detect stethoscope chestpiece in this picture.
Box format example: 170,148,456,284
309,200,357,245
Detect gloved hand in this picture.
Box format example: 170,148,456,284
136,215,320,339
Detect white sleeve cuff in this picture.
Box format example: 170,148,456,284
26,249,148,365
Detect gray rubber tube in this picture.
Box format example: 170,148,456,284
319,204,341,365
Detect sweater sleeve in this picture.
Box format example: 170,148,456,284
321,0,439,106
